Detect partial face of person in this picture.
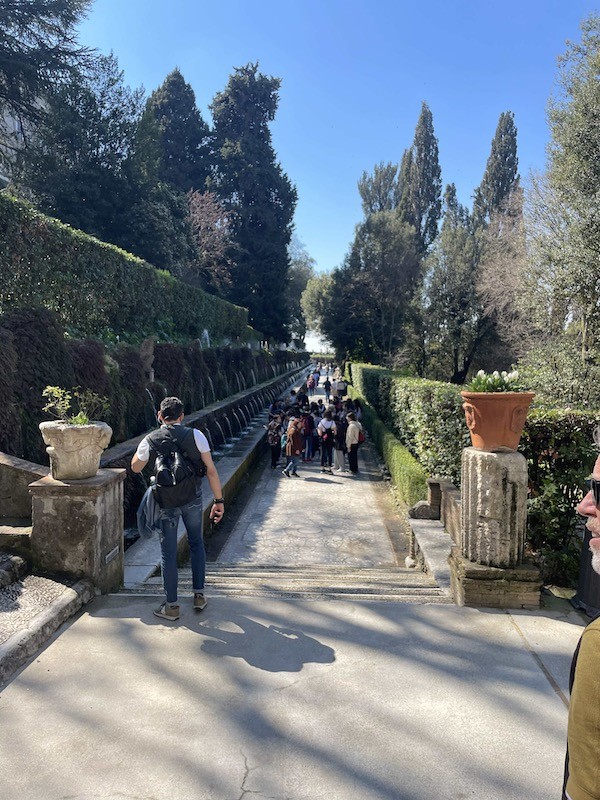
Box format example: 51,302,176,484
576,454,600,575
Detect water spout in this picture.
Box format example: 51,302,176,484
206,376,216,405
250,368,257,386
224,415,234,440
232,409,244,433
214,419,227,446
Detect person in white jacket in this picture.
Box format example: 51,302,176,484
345,412,363,475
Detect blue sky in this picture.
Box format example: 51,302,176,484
78,0,598,274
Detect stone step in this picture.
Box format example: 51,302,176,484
127,563,451,603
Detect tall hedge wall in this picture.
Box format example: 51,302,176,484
0,194,252,344
349,362,600,585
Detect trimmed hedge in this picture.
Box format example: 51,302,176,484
348,362,600,585
347,384,427,507
0,193,254,344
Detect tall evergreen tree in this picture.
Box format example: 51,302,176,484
396,103,442,253
133,68,210,192
0,0,92,166
15,53,143,243
473,111,519,225
210,63,297,342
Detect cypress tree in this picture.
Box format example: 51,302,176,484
473,111,519,225
210,63,297,342
397,103,442,253
133,68,210,192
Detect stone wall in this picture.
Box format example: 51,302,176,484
0,453,48,520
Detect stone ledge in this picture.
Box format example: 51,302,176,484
28,468,127,496
0,577,95,686
408,518,453,596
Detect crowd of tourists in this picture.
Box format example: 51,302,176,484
266,364,364,479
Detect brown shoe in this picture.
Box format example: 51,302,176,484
153,602,180,621
194,592,207,611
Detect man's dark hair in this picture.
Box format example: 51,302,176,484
159,396,184,421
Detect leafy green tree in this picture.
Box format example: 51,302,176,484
286,237,315,347
544,14,600,358
0,0,92,166
425,184,488,383
210,63,297,341
301,272,333,335
123,181,198,275
357,162,398,214
473,111,519,225
317,258,375,361
396,103,442,253
319,212,419,360
132,68,210,193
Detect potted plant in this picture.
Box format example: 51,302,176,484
39,386,112,480
460,370,535,452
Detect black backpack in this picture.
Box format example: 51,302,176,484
147,426,206,509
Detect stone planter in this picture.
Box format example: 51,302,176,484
39,421,113,480
460,391,535,452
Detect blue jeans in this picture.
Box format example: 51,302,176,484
284,454,299,474
159,490,205,603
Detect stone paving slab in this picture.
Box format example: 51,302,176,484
0,593,585,800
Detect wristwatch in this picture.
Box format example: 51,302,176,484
213,498,225,504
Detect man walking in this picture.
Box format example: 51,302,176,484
563,450,600,799
131,397,224,621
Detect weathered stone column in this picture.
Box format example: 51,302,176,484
461,448,528,567
449,447,541,608
29,469,126,594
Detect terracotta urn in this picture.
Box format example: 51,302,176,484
460,392,535,452
39,421,113,480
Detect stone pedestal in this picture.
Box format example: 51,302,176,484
29,469,126,594
450,447,540,608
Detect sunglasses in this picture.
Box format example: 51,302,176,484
585,477,600,507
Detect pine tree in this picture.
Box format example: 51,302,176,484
397,103,442,253
0,0,92,163
473,111,519,225
210,63,297,342
133,68,210,192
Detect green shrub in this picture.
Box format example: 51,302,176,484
520,409,600,585
347,385,427,506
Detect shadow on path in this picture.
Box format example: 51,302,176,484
197,613,336,672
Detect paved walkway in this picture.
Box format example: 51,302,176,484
0,374,589,800
217,435,397,568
